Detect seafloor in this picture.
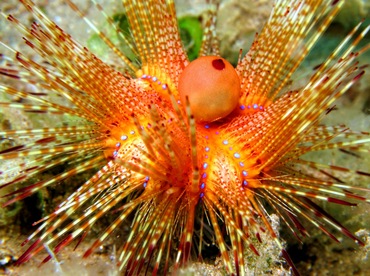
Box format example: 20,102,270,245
0,0,370,275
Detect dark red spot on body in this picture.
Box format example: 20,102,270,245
212,58,225,70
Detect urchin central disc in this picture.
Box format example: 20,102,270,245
178,56,241,122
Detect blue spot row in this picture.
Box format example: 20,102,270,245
112,140,122,158
200,155,209,199
143,176,150,188
141,74,164,86
244,103,264,111
121,129,136,142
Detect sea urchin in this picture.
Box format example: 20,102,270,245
0,0,370,275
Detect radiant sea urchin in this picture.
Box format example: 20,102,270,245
0,0,370,275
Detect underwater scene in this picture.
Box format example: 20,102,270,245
1,0,370,275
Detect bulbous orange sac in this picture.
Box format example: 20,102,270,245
178,56,241,122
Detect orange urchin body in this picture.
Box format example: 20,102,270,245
178,56,241,121
0,0,370,275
